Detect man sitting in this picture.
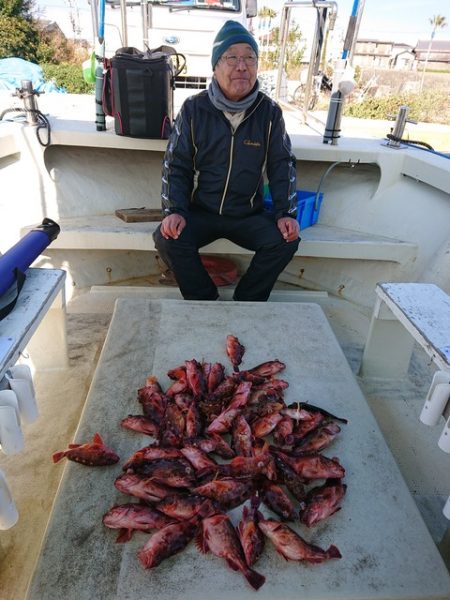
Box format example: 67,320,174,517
153,20,300,301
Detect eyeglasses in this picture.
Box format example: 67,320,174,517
220,54,258,67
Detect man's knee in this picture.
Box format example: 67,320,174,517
272,236,300,260
286,236,300,257
153,227,184,255
152,226,164,251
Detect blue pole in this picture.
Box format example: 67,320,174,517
342,0,360,59
98,0,106,45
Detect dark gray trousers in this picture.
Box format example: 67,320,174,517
153,209,300,301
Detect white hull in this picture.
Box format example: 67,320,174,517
0,91,449,598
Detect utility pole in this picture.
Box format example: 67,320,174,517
420,15,448,92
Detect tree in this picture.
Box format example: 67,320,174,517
0,0,40,60
0,15,39,60
429,14,448,33
257,6,277,57
419,14,448,90
266,23,305,76
0,0,34,19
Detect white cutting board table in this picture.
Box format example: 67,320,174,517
27,299,450,600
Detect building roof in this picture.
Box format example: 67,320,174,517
355,38,394,45
415,39,450,52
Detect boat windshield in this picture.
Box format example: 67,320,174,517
106,0,241,11
152,0,240,11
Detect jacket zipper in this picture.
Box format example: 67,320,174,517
218,96,266,215
219,131,235,215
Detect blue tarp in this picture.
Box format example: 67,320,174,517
0,58,65,93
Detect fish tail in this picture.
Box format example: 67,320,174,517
244,567,266,590
52,451,65,463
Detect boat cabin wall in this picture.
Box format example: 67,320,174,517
1,125,450,308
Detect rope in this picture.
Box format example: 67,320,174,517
386,133,450,159
386,133,434,150
0,107,51,147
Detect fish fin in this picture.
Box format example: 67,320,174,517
197,499,217,519
68,443,81,449
303,403,348,424
327,544,342,559
274,548,290,561
244,568,266,590
195,530,208,554
116,528,133,543
93,432,104,445
196,466,216,479
52,451,66,463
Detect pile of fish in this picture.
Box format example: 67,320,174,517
58,335,348,591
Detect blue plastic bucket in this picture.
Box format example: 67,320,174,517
263,189,324,230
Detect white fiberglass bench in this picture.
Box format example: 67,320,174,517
0,268,68,381
0,268,67,528
21,215,418,264
360,282,450,378
360,282,450,518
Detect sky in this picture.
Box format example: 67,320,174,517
34,0,449,50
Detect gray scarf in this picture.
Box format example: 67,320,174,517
207,77,260,113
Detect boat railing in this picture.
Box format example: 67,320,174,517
275,1,338,120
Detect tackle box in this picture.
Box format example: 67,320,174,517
263,189,324,230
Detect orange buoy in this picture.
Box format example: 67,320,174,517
200,255,238,287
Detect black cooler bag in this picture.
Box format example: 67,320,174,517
104,46,184,139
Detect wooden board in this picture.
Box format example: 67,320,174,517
115,208,163,222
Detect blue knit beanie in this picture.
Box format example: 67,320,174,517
211,20,259,69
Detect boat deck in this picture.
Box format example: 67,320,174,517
0,284,448,599
0,91,449,598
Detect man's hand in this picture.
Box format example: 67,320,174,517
277,216,300,242
160,214,187,239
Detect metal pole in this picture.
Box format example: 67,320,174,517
347,0,365,64
302,6,327,119
120,0,128,47
95,0,106,131
275,1,338,103
341,0,359,59
20,80,39,125
275,3,291,101
90,0,99,45
141,0,149,49
419,31,434,92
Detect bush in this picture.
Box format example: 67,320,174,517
42,62,94,94
36,26,89,65
0,15,39,61
344,91,450,125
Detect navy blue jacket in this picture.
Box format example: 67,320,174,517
161,90,297,221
